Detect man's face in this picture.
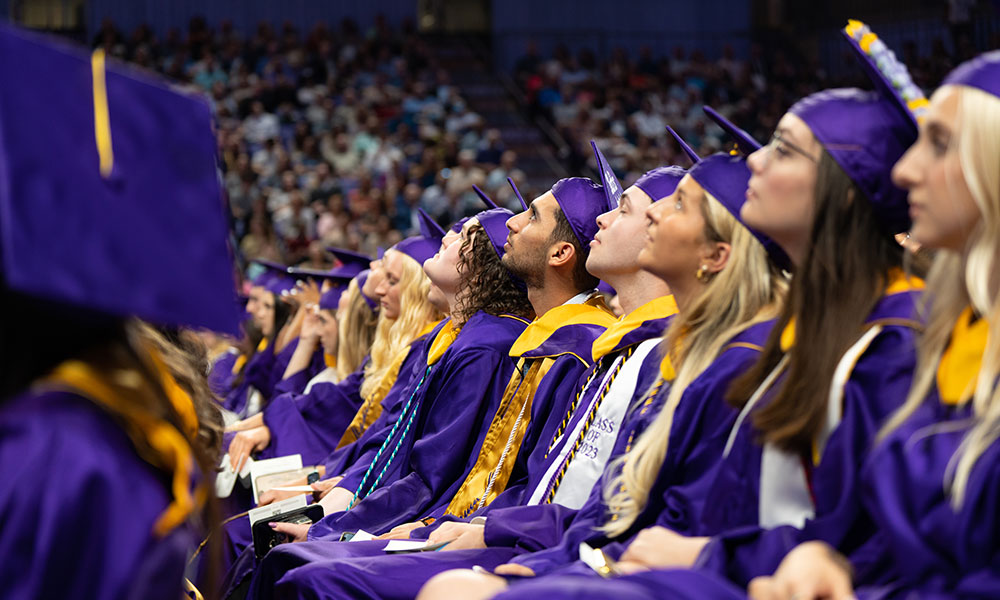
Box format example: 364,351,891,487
586,187,655,281
502,191,560,288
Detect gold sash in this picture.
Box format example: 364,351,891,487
444,356,553,517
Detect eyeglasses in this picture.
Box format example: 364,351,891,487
763,133,819,164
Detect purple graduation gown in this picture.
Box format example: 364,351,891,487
238,306,612,599
0,389,194,600
246,321,772,600
216,335,436,591
221,338,324,416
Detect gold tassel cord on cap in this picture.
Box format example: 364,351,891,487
91,48,114,178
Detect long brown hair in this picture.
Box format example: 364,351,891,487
453,222,533,326
727,150,907,456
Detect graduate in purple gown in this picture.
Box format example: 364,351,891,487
221,264,296,417
298,210,532,532
221,219,446,474
480,20,929,600
0,23,239,599
736,47,1000,600
417,131,789,600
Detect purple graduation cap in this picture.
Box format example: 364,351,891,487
785,20,924,234
943,49,1000,99
475,208,515,261
264,269,297,298
474,207,526,290
472,185,501,210
550,177,611,249
591,141,623,207
249,259,286,288
326,247,372,278
667,126,701,165
703,106,762,154
0,24,240,334
354,269,379,312
417,208,447,239
633,165,686,203
507,177,529,211
376,247,386,261
394,208,446,265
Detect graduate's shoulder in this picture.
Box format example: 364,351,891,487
0,388,173,505
451,311,531,353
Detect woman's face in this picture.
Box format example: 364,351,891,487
363,261,385,300
254,291,277,337
423,227,464,295
638,175,713,286
744,112,821,265
374,251,405,320
246,286,263,317
317,308,339,355
892,86,981,253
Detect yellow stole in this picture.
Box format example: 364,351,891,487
937,307,989,406
337,320,445,448
590,295,678,362
444,296,616,517
37,349,202,536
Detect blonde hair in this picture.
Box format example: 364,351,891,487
359,249,442,398
336,278,379,379
602,190,787,536
881,85,1000,508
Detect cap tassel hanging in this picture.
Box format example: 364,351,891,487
91,48,114,178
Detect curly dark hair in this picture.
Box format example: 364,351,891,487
453,223,534,326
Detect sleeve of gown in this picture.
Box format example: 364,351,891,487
695,326,918,586
483,503,581,553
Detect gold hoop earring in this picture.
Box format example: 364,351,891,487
696,264,708,281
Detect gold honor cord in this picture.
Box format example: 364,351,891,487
91,49,114,178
